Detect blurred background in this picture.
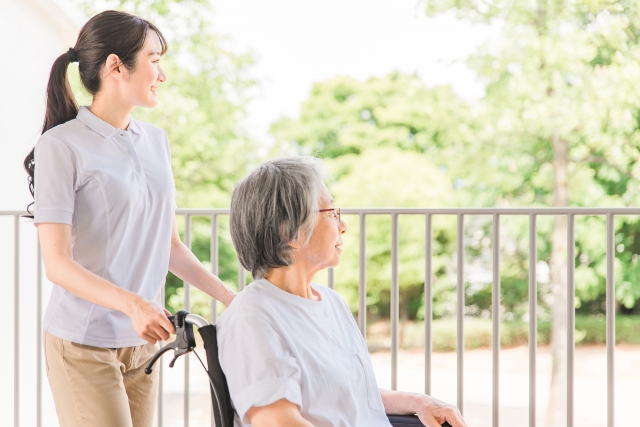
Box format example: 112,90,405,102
2,0,640,426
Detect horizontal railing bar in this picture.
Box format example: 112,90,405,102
5,208,640,218
340,208,640,215
172,208,640,216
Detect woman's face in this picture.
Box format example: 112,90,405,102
121,30,166,108
297,184,347,271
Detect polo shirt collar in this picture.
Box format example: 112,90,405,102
77,106,141,137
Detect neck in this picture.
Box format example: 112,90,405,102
264,266,320,300
89,92,133,130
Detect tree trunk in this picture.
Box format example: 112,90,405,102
545,129,569,427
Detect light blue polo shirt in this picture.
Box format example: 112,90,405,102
34,106,177,347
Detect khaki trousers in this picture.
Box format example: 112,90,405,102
44,330,159,427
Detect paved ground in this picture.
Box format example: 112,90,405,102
157,345,640,427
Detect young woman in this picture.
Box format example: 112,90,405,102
24,10,235,427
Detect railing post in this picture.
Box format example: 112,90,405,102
567,214,575,427
606,214,615,427
424,214,433,395
238,262,246,291
492,214,500,427
36,236,43,427
456,214,464,414
184,214,191,427
528,214,537,427
14,215,19,427
391,213,399,391
358,214,367,337
211,214,219,324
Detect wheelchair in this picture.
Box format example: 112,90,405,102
145,311,451,427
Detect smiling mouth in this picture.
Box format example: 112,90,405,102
151,87,158,93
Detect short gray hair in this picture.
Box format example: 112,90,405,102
230,157,327,279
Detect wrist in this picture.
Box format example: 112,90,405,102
409,392,430,413
118,290,143,316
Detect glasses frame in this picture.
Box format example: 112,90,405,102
318,207,341,223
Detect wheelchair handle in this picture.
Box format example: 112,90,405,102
144,311,210,375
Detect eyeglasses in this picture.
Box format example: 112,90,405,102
318,207,341,223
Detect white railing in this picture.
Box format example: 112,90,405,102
5,207,640,427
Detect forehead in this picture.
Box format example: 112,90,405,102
319,184,333,206
144,30,162,54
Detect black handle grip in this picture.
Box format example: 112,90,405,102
388,414,452,427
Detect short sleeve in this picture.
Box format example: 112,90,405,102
33,135,77,225
217,313,302,424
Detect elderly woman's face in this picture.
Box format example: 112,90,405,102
298,184,347,270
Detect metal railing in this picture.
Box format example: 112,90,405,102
6,206,640,427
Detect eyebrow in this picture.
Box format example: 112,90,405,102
148,51,161,56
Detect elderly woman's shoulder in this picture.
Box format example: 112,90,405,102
218,280,273,321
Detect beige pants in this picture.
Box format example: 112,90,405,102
44,330,159,427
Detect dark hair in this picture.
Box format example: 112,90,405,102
23,10,167,216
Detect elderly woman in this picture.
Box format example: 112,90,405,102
217,157,467,427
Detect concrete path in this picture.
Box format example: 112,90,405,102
158,345,639,427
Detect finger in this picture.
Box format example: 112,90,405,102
141,333,157,345
164,308,172,316
417,413,441,427
148,322,170,341
444,411,468,427
159,314,175,334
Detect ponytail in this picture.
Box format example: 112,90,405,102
23,52,78,216
23,10,167,217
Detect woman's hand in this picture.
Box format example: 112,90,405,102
124,295,175,344
380,389,467,427
415,395,467,427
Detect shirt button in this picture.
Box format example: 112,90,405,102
120,133,124,137
128,150,133,155
136,167,141,172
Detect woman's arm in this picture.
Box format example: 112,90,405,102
246,399,314,427
38,223,175,344
168,214,236,307
380,389,467,427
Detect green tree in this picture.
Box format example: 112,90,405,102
422,0,640,423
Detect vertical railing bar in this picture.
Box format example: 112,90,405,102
36,236,42,427
456,213,464,414
567,213,575,427
391,213,399,391
492,214,500,427
158,283,165,427
14,215,19,427
606,214,615,427
238,262,246,292
210,214,219,324
424,214,433,395
358,214,367,337
328,267,335,289
184,214,191,427
528,214,537,427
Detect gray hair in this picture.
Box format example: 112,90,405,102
230,157,327,279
